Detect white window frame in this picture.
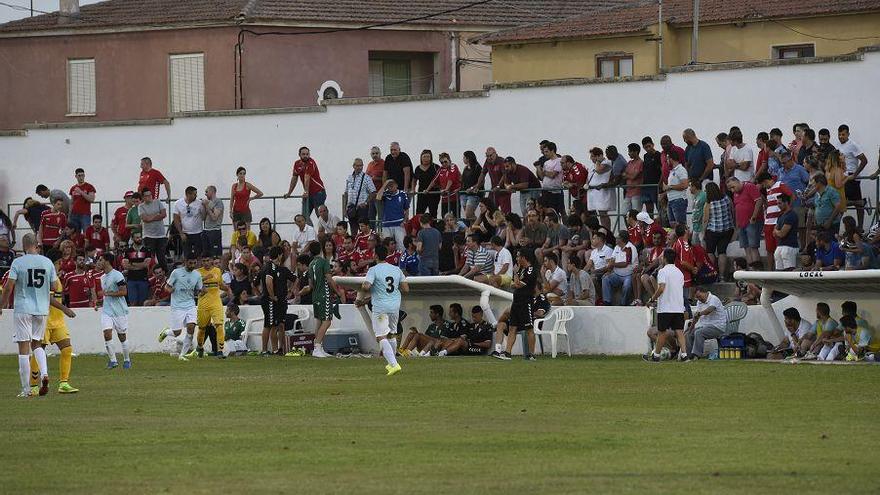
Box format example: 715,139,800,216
168,52,205,113
596,54,633,78
771,43,816,60
67,58,96,116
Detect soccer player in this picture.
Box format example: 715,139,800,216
361,244,408,375
0,233,75,397
436,303,473,356
309,242,346,358
399,304,448,357
493,249,540,361
28,264,78,393
157,254,205,361
224,304,248,357
465,306,495,355
97,253,132,369
195,256,227,358
644,249,688,362
259,246,293,355
767,307,814,359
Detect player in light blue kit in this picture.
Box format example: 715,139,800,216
0,233,75,397
157,254,205,361
361,244,409,376
97,253,131,369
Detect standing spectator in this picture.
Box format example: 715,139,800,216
716,132,732,181
728,130,755,183
603,230,637,306
755,132,771,178
773,193,799,271
125,192,142,239
682,129,715,183
412,150,440,219
137,157,171,203
431,152,461,219
35,184,71,215
256,218,282,255
663,151,689,229
817,128,836,161
587,147,613,230
84,215,110,252
701,182,734,280
138,188,168,271
202,185,224,257
797,128,818,166
38,197,67,252
230,166,263,226
173,186,205,260
478,147,510,214
376,179,409,250
606,144,628,195
561,155,588,213
343,158,377,235
502,157,541,216
672,224,697,301
111,191,134,249
291,214,317,253
757,171,794,269
416,214,441,276
689,180,706,247
124,232,151,306
726,177,763,266
778,150,811,246
284,146,327,224
766,128,788,178
366,147,385,226
536,142,564,214
383,142,413,194
623,143,644,213
789,123,807,160
0,236,14,278
315,205,340,241
813,174,844,234
459,151,483,222
644,249,688,362
685,286,728,359
68,168,96,232
838,124,869,229
641,137,662,216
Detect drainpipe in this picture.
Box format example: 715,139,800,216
690,0,699,64
450,31,460,92
657,0,663,71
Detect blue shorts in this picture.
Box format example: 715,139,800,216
738,223,761,249
667,198,687,225
641,187,659,204
459,194,480,211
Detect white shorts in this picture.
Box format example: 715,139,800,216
371,312,399,338
774,245,799,270
171,307,198,331
101,314,129,334
13,314,47,343
225,339,249,355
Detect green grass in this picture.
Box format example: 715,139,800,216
0,354,877,494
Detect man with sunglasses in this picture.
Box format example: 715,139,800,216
172,186,206,261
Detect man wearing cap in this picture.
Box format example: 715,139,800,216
636,211,666,250
111,191,135,249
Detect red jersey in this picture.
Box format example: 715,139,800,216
40,210,67,246
627,224,643,248
764,181,795,226
673,238,695,287
366,159,385,190
337,248,353,266
563,162,588,197
112,206,130,241
85,226,110,252
59,256,76,278
69,182,96,215
138,168,166,199
648,245,665,264
756,148,769,176
385,251,401,266
640,222,667,248
149,275,171,301
331,233,345,250
483,157,506,187
65,271,93,307
88,269,104,303
693,244,716,272
354,230,374,251
0,271,11,309
405,216,422,237
351,248,375,275
293,158,325,195
436,165,461,203
69,232,86,253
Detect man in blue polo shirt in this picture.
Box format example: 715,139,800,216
375,179,409,252
682,128,715,182
812,231,844,271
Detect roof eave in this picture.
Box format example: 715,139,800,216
479,28,654,46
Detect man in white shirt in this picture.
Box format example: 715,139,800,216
728,130,755,183
479,236,513,289
586,231,614,299
685,286,728,359
838,124,869,229
537,142,564,215
315,205,340,240
292,214,317,252
768,307,814,359
542,253,567,304
602,231,638,306
645,249,687,362
172,186,206,259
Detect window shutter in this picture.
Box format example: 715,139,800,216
67,59,96,115
368,60,384,97
383,59,411,96
169,53,205,112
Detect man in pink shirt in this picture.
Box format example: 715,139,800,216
623,143,644,213
726,177,763,266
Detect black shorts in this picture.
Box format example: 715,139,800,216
261,300,288,327
508,300,534,330
704,229,733,257
657,313,685,332
845,179,862,201
203,229,223,257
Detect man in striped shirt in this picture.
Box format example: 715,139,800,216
757,171,794,270
460,234,493,280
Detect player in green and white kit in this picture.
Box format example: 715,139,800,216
307,242,346,358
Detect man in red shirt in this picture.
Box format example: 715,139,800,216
477,147,510,214
672,224,696,296
111,191,134,248
755,132,770,178
145,266,171,306
39,197,67,251
636,211,667,249
433,153,461,218
284,146,327,225
726,177,763,266
659,135,686,185
84,214,111,252
366,146,385,191
561,155,588,213
138,157,171,203
353,219,374,251
64,256,94,308
69,167,96,233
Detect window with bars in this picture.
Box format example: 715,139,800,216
596,55,633,78
169,53,205,113
67,58,96,115
368,58,413,97
773,44,815,59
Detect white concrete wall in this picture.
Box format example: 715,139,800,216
2,52,879,240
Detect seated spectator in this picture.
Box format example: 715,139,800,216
636,231,666,306
635,211,666,251
400,236,420,276
840,300,876,361
586,231,614,302
685,286,728,359
840,216,876,270
435,303,472,356
226,262,254,305
565,255,596,306
292,214,317,253
602,230,638,306
520,209,548,254
352,235,377,276
230,220,257,254
354,219,375,251
542,253,567,304
256,218,282,256
315,204,340,241
144,265,170,306
84,214,110,252
401,304,448,357
538,212,569,265
563,215,589,262
477,236,512,289
503,212,523,249
331,222,348,249
768,307,814,359
382,237,401,266
460,234,493,280
811,231,844,271
223,304,249,356
732,259,762,305
802,302,839,361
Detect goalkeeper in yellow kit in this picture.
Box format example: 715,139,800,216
193,256,227,358
30,278,79,393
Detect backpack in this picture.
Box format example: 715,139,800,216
746,332,773,359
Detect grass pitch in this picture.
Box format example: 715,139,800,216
0,353,877,494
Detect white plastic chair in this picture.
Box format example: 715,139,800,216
533,307,574,358
724,302,748,334
282,307,312,353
